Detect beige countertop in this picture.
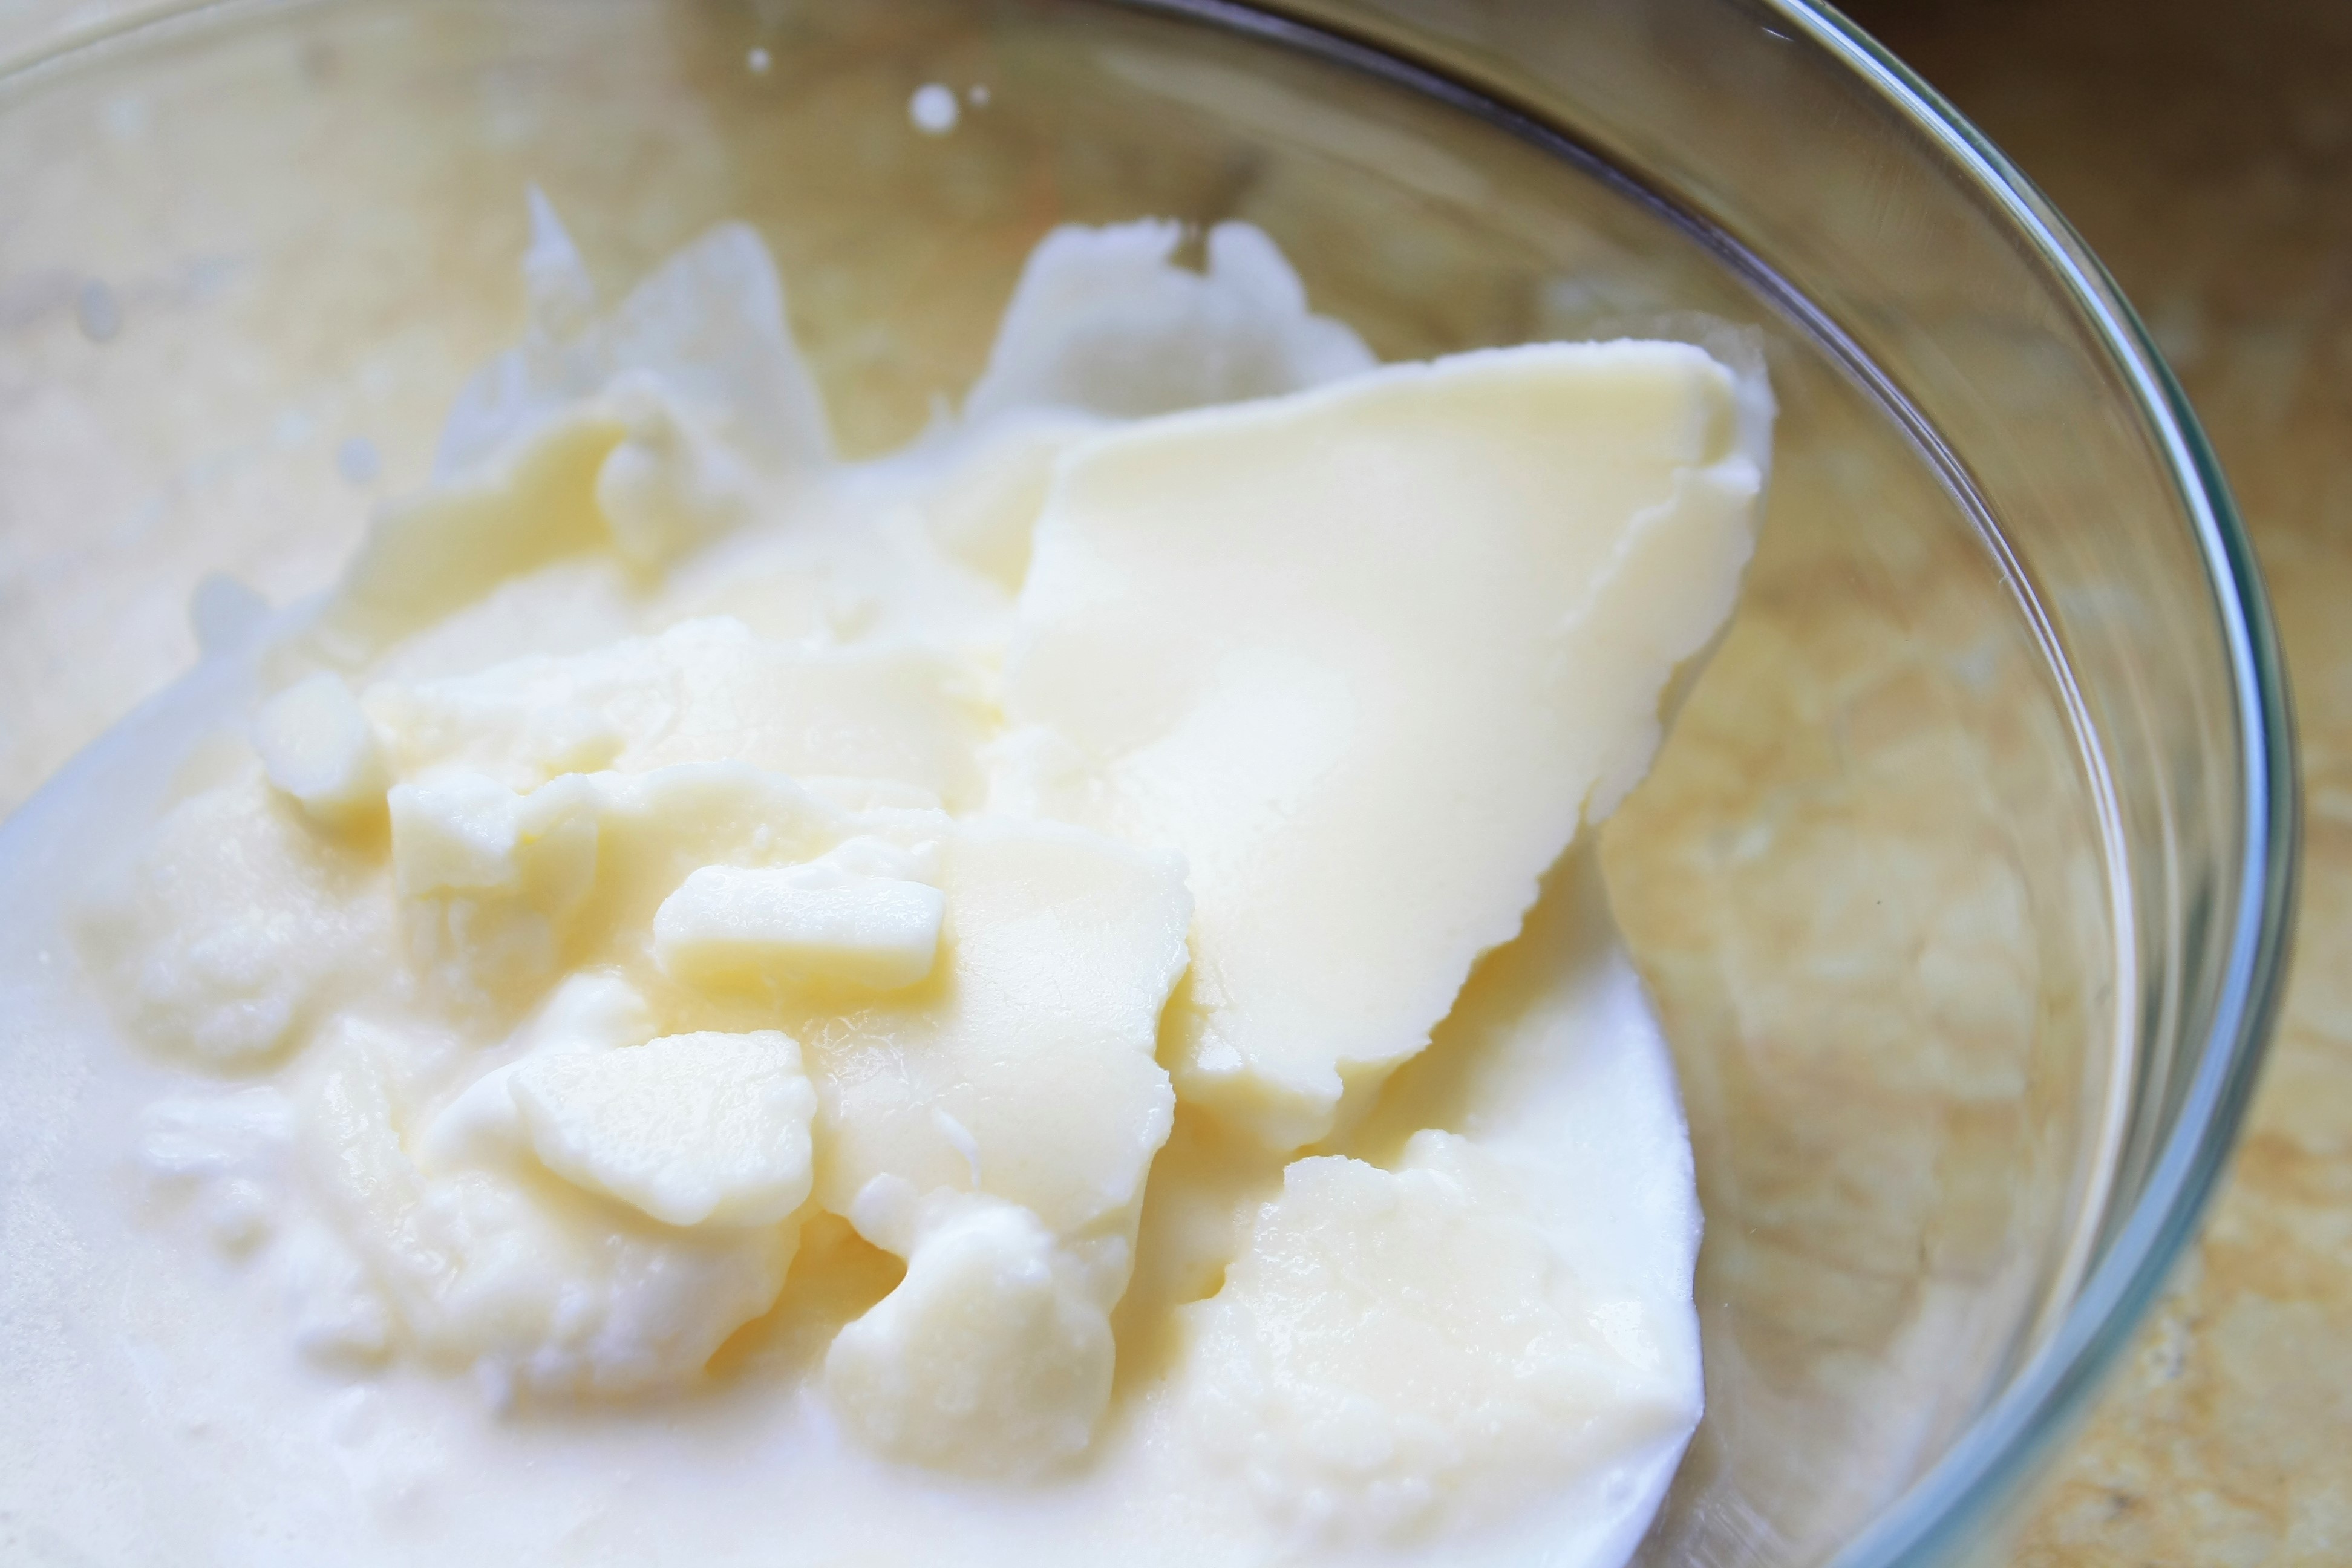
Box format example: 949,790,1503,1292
1843,0,2351,1560
0,1,2342,1563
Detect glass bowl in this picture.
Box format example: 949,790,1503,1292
0,1,2295,1565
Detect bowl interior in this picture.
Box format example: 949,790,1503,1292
0,2,2129,1562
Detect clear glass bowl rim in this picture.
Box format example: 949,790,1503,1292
1758,7,2298,1563
0,2,2302,1565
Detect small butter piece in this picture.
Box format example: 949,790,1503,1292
1180,1131,1690,1540
824,1191,1114,1477
550,763,908,973
965,220,1375,422
74,772,390,1070
414,972,657,1173
368,618,990,808
388,773,523,895
791,817,1192,1247
306,1027,795,1397
253,673,390,826
321,409,624,659
654,861,945,993
511,1029,818,1228
392,773,601,1011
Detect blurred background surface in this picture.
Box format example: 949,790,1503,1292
1839,1,2351,1561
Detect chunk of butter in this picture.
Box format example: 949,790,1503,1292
388,772,528,895
1004,342,1763,1148
304,1024,796,1400
74,768,391,1068
413,970,659,1174
510,1029,818,1228
964,219,1375,422
367,616,990,808
387,770,604,1011
653,861,946,993
252,672,390,828
780,818,1192,1250
1180,1131,1691,1540
825,1187,1114,1478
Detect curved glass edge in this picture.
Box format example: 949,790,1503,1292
1106,1,2301,1556
1775,7,2303,1567
0,0,241,83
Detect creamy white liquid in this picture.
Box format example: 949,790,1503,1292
0,818,1695,1568
0,209,1734,1568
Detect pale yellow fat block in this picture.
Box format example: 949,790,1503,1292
365,616,991,809
653,862,946,994
1004,342,1764,1149
825,1189,1114,1480
1179,1131,1692,1539
510,1028,819,1229
779,818,1194,1249
251,673,389,828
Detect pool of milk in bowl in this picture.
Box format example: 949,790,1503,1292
0,200,1736,1568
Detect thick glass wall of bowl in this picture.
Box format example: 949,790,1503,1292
0,1,2118,1564
1292,0,2252,1296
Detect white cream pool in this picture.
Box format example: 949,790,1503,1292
0,206,1766,1568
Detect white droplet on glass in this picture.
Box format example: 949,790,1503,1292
909,82,959,136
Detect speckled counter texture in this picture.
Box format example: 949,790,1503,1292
1,1,2344,1564
1841,1,2351,1561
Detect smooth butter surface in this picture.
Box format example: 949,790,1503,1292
1005,342,1762,1149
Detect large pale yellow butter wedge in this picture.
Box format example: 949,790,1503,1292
1004,342,1764,1148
